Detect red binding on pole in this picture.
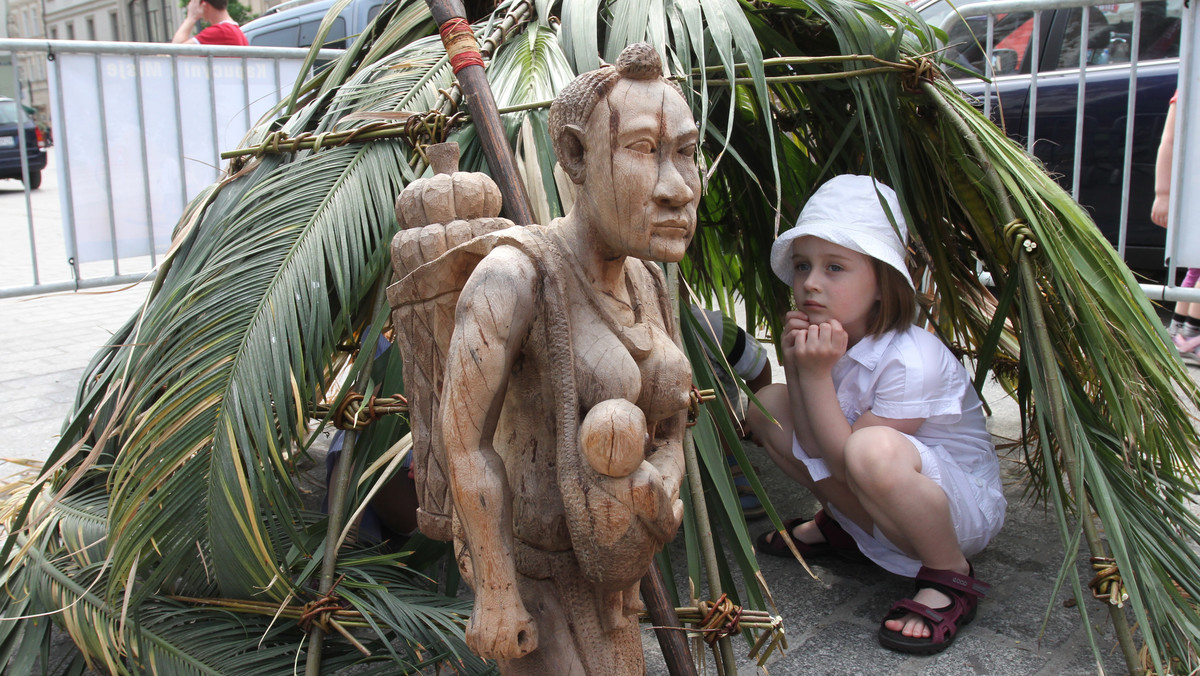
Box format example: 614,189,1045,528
438,18,485,73
425,0,535,225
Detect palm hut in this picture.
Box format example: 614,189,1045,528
2,0,1199,673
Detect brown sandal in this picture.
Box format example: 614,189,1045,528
755,509,865,561
877,564,989,655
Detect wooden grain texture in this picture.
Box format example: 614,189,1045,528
387,41,703,674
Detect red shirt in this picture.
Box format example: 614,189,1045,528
195,22,248,46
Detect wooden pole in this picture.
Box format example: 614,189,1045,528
425,0,535,226
641,565,700,676
423,10,703,674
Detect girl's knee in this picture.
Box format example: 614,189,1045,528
745,383,788,442
843,427,919,484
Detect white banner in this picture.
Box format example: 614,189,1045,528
48,52,304,262
1171,0,1198,267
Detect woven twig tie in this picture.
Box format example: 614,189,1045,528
1089,556,1129,607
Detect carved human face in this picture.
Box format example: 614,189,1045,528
790,236,880,345
576,78,701,263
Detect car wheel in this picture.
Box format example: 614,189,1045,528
26,170,41,190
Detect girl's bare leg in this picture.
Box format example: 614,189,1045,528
842,426,970,638
747,384,874,543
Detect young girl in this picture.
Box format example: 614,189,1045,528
747,174,1006,655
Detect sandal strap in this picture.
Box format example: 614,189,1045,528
883,599,958,643
812,509,859,551
915,565,990,598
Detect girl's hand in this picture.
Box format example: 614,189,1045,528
780,311,810,367
186,0,203,20
787,319,847,375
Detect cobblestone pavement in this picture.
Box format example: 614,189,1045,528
0,280,1147,675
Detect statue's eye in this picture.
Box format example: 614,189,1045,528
679,143,697,157
627,140,655,154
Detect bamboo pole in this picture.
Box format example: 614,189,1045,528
669,268,737,676
425,0,535,225
919,80,1142,674
304,285,390,676
1017,260,1143,675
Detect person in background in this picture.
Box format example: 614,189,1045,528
172,0,248,46
690,304,772,422
690,304,772,518
1152,91,1200,355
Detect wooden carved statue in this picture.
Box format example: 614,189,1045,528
387,42,701,675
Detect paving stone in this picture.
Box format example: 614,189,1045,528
0,281,1194,676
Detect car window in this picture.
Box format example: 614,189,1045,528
299,16,346,48
1056,0,1181,68
249,24,300,47
925,5,1045,77
916,0,1051,78
0,101,17,125
366,2,382,22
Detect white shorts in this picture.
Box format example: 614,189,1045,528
792,432,1006,577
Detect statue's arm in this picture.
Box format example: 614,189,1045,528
441,246,539,660
644,411,686,529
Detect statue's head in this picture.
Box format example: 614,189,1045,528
549,43,701,263
549,43,685,173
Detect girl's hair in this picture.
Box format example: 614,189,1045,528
866,259,917,336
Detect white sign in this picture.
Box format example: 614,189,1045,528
48,52,305,262
1170,0,1199,267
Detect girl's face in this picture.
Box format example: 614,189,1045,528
790,236,880,344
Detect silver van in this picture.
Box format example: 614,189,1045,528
241,0,385,49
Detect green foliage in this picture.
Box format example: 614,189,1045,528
5,0,1200,672
227,0,255,25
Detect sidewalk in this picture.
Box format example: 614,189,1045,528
0,280,1140,675
0,285,149,478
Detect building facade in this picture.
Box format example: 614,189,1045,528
5,0,52,125
5,0,287,132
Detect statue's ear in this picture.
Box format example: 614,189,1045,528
558,124,587,184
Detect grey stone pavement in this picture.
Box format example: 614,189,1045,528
0,159,1155,675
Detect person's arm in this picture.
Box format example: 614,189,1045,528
171,0,203,44
1152,101,1177,228
746,361,772,395
781,311,822,459
788,320,924,480
441,247,538,660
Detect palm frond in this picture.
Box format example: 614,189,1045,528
7,0,1200,672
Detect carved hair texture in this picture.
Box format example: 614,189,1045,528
549,43,685,175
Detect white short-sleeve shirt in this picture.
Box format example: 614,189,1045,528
791,325,1007,576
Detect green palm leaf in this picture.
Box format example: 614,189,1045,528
6,0,1200,672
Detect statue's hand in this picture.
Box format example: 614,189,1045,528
466,600,539,660
628,462,684,541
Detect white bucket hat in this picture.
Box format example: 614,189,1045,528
770,175,914,290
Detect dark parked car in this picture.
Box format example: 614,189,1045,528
920,0,1181,276
0,97,47,190
241,0,384,49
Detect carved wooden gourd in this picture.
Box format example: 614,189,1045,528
388,142,511,542
579,398,648,478
394,144,503,229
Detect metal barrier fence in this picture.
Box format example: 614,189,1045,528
933,0,1200,302
0,39,340,298
1,15,1197,301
